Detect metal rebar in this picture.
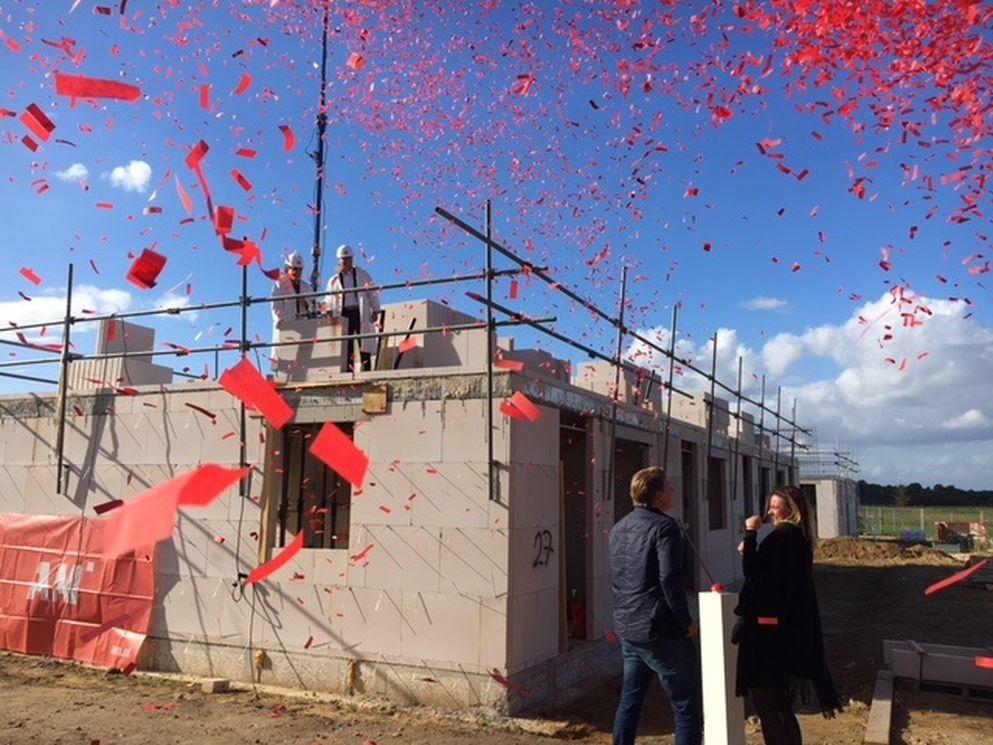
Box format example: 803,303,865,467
789,398,798,478
606,266,628,501
54,263,74,495
772,386,782,480
485,200,496,501
309,1,330,294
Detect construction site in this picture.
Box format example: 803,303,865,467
3,2,993,744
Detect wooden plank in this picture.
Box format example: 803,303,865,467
864,670,893,745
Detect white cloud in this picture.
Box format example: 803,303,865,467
108,160,152,193
941,409,990,431
55,163,89,183
0,285,135,343
154,291,199,322
628,290,993,488
740,296,789,312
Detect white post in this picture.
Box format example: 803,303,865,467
699,590,745,745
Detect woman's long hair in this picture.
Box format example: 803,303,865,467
770,485,813,543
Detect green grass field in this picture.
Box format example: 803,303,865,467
859,505,990,540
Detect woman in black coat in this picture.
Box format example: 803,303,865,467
733,485,841,745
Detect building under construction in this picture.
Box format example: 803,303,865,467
0,209,807,713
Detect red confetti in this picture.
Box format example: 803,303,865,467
309,421,369,488
199,83,211,109
278,124,296,152
19,267,42,286
20,104,55,142
247,530,305,585
126,249,167,290
924,559,989,596
231,169,253,191
508,392,542,422
233,73,252,95
55,73,141,103
101,465,248,558
346,52,366,70
757,616,779,626
219,358,294,430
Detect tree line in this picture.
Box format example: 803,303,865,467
859,480,993,507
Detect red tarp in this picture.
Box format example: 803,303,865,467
0,512,155,670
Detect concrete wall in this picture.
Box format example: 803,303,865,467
804,477,860,539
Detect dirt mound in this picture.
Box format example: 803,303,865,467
815,537,962,567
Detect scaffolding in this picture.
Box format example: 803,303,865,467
0,202,810,506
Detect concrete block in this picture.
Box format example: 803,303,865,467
401,590,481,667
440,399,487,464
479,595,508,669
509,405,558,466
402,462,489,529
361,400,443,464
339,585,405,658
201,677,230,694
438,526,508,597
351,525,442,593
864,670,893,745
509,527,558,596
508,588,559,671
507,463,558,530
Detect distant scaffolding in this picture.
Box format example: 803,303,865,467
789,428,859,480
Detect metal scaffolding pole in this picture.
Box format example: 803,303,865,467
606,266,628,501
54,263,74,495
730,356,744,510
772,386,783,481
660,304,679,472
702,332,718,528
789,398,798,472
485,200,496,501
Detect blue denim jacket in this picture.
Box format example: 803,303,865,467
610,506,692,642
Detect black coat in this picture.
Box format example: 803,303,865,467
609,506,693,642
733,523,841,715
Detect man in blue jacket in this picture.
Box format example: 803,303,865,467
610,466,703,745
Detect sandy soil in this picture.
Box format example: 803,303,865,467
1,541,991,744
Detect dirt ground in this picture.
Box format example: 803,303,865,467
2,540,991,744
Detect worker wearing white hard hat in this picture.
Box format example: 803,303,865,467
270,251,314,367
326,243,380,372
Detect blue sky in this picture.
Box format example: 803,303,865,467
1,1,991,487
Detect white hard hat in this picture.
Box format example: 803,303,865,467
285,251,305,269
336,244,354,259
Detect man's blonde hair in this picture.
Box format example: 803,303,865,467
630,467,668,507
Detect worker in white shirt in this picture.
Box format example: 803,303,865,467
326,244,380,372
271,252,314,362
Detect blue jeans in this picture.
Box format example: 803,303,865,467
612,635,703,745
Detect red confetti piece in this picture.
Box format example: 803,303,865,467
494,358,525,372
214,205,235,235
19,267,42,286
199,83,211,109
512,73,536,96
22,135,38,152
101,465,248,558
346,52,366,70
20,104,55,142
489,670,531,697
500,400,528,420
349,544,375,564
96,202,114,210
231,169,253,191
233,73,252,95
508,392,542,422
309,421,370,488
126,249,167,290
185,402,217,422
247,530,305,585
278,124,296,152
508,280,519,300
235,148,257,159
977,657,993,670
757,616,779,626
174,176,194,216
219,358,294,430
93,499,123,515
55,73,141,103
398,337,419,354
924,559,989,596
